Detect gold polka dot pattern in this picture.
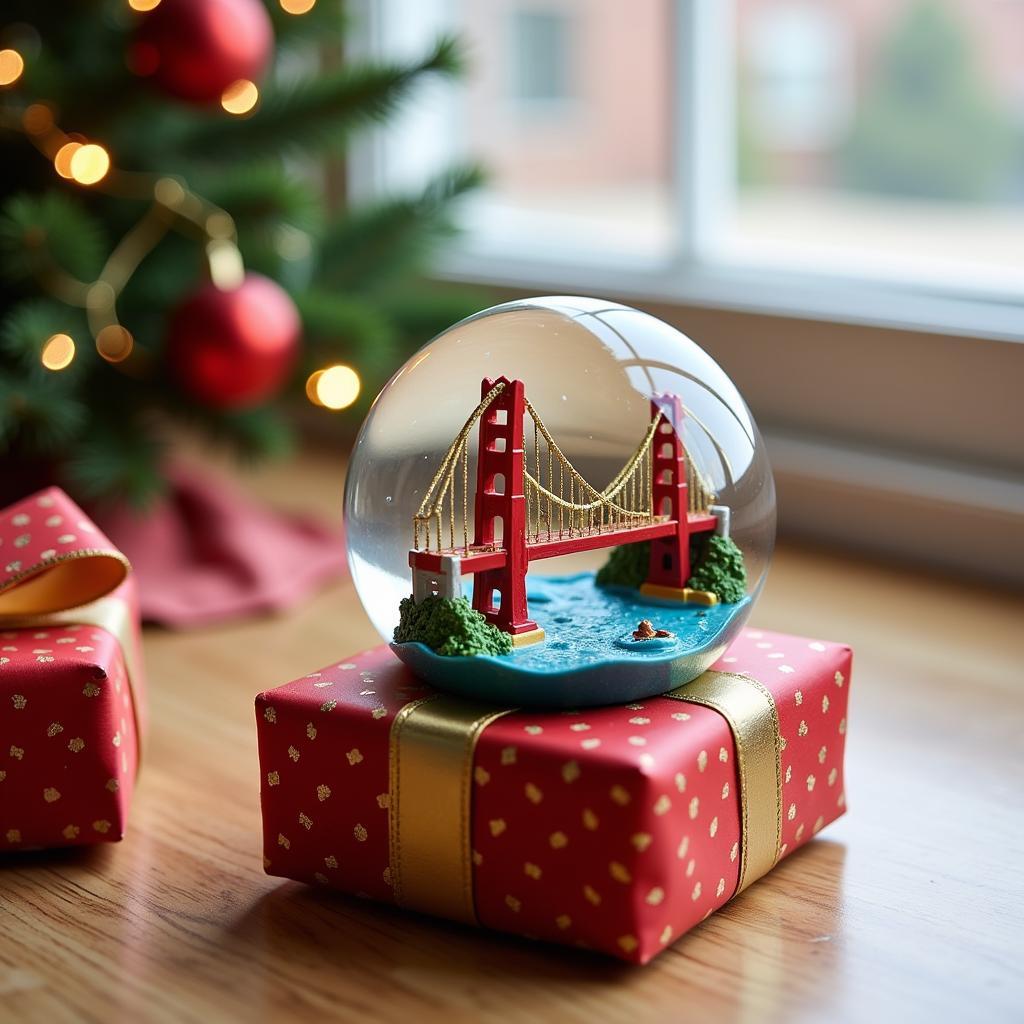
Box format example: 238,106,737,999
254,626,852,965
0,487,142,852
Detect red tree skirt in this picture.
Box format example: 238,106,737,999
96,463,347,628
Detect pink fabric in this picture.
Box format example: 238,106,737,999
96,464,346,628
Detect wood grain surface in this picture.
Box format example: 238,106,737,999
2,453,1022,1024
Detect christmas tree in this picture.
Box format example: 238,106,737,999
0,0,482,506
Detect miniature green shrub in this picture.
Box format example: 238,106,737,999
687,535,747,604
394,595,513,656
595,541,650,589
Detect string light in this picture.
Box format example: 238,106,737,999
22,103,53,135
205,211,235,239
220,79,259,116
69,143,111,185
280,0,317,13
53,141,82,178
12,71,249,376
206,239,245,290
96,325,134,363
40,333,75,370
153,177,186,207
127,0,162,10
307,365,360,410
0,49,24,86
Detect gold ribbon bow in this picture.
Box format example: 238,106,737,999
388,670,782,924
0,544,129,619
0,538,142,744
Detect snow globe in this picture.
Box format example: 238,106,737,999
344,296,775,707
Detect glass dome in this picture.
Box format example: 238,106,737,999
344,297,775,706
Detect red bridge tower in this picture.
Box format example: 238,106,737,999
471,376,543,644
642,393,694,596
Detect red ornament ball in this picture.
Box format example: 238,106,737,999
168,274,301,409
130,0,273,105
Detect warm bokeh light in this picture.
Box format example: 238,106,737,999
206,239,245,290
69,143,110,185
96,325,134,363
280,0,317,13
41,333,75,371
0,49,25,86
22,103,53,134
307,364,361,410
127,0,162,11
220,79,259,116
53,141,82,178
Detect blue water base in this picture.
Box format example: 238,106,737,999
391,572,751,708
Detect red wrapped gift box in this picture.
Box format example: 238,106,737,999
0,488,145,850
256,629,850,963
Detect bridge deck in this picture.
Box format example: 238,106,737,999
409,513,717,574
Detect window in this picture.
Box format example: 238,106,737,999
745,7,851,151
353,0,1024,339
732,0,1024,300
508,9,572,106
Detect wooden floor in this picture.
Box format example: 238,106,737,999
1,454,1022,1024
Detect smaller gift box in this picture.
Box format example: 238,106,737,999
0,488,145,850
256,629,850,963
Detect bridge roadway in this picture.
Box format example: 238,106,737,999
409,513,717,575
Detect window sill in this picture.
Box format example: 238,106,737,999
438,249,1024,345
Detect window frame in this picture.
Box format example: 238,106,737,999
351,0,1024,345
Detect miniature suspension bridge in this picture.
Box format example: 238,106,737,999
409,377,724,646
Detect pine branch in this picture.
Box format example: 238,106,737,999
181,36,465,159
0,300,92,458
0,373,89,457
0,192,107,286
1,299,90,370
380,283,494,342
200,164,323,236
315,165,482,295
61,416,168,510
266,2,349,48
161,385,295,464
192,405,295,463
295,290,397,351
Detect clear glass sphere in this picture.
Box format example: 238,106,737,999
345,296,775,662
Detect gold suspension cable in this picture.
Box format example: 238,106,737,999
413,388,715,555
534,418,540,542
559,459,564,537
413,382,507,550
462,441,469,554
523,399,663,508
449,464,455,551
568,474,573,537
523,472,650,518
416,381,506,520
547,443,553,540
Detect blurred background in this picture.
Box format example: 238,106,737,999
1,0,1021,626
425,0,1024,287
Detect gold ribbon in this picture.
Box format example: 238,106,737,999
664,671,782,893
389,695,513,924
387,671,782,922
0,548,130,616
